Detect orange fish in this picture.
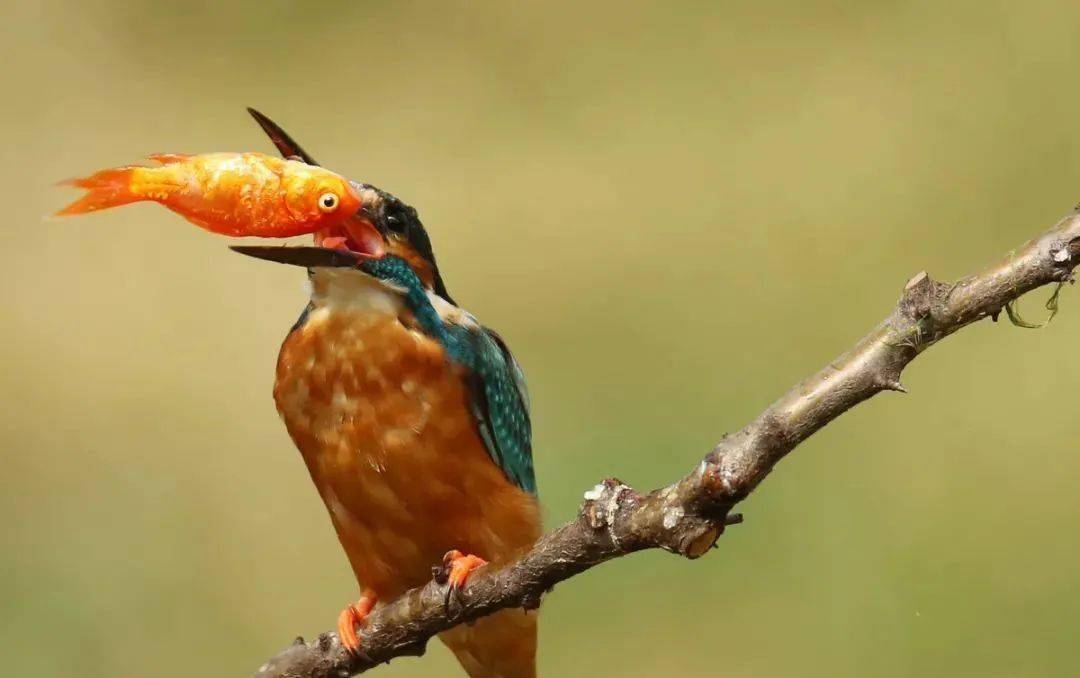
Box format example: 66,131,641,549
57,152,365,239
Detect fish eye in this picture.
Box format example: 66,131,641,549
317,192,340,213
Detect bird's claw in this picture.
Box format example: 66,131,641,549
336,589,377,654
436,549,488,612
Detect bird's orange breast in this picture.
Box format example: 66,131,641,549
273,300,540,599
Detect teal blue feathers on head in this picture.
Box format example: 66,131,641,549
366,194,455,305
359,255,537,494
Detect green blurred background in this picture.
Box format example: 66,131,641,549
4,1,1080,676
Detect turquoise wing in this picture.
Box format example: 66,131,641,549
460,326,537,495
354,255,536,493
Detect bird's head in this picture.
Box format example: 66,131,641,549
236,109,454,304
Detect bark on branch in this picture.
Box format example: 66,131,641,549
256,209,1080,678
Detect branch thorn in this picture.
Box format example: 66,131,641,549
883,380,907,393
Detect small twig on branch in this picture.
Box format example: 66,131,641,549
256,209,1080,678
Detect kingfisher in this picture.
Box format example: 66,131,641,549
236,110,542,677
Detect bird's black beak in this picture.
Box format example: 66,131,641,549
247,108,319,165
230,245,365,268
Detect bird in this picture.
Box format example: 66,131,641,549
236,109,542,678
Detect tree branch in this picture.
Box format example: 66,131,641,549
256,208,1080,678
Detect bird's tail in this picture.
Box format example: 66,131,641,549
56,166,145,216
439,608,537,678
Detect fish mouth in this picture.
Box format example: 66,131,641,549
241,108,388,269
232,214,387,268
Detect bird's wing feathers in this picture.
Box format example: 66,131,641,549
461,326,537,495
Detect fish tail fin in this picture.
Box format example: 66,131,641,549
56,166,145,216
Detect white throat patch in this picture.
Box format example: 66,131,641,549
307,267,477,327
309,268,404,316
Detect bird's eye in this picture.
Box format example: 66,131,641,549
317,193,340,213
385,214,407,235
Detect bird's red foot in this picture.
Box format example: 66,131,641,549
336,589,377,654
442,549,488,589
435,550,488,609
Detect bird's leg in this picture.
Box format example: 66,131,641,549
336,588,378,653
434,549,489,611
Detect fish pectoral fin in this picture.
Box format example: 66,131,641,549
147,153,190,165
